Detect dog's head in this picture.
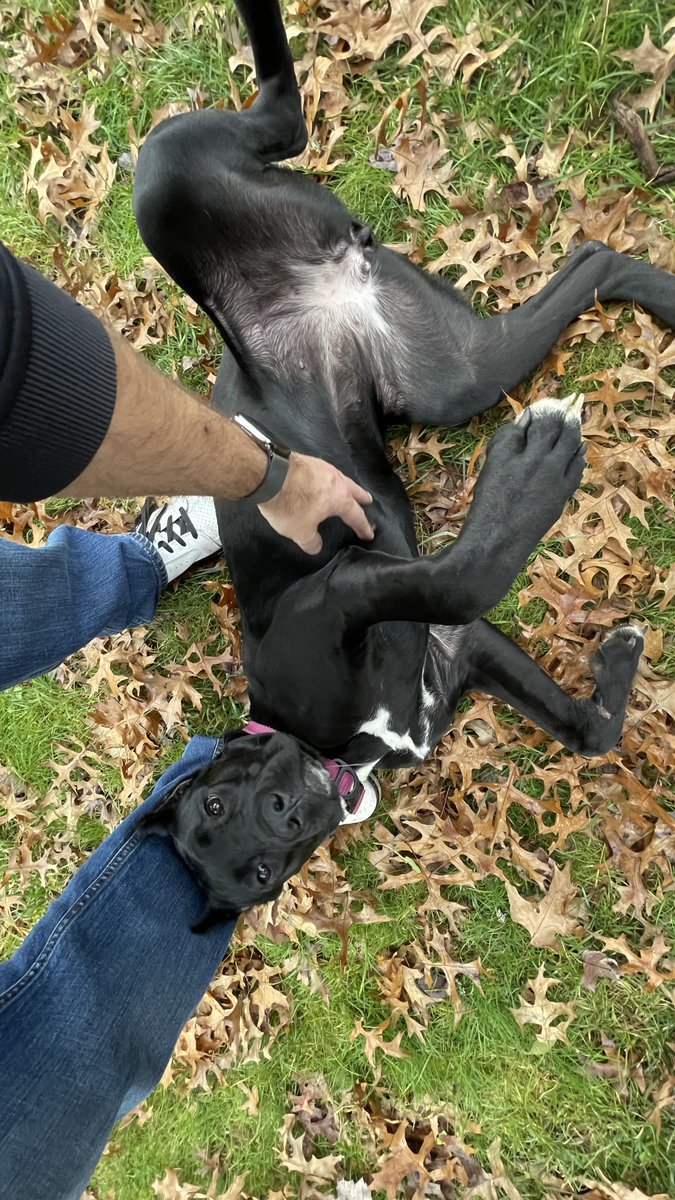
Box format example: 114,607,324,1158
139,730,344,933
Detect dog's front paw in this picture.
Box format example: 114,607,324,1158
516,392,586,508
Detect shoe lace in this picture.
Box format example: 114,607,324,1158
137,501,198,553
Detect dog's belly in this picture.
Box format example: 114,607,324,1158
260,267,398,409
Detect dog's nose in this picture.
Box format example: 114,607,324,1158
266,792,302,834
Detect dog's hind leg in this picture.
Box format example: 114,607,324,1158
229,0,307,163
133,0,306,329
393,241,675,428
472,241,675,405
466,618,644,757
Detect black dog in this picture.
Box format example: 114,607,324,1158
141,730,345,932
135,0,675,930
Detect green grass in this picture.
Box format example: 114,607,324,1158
93,872,675,1198
0,675,93,793
1,0,674,1195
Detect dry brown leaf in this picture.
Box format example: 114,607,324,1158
392,127,455,212
511,965,577,1046
615,19,675,119
646,1073,675,1133
581,950,621,991
277,1112,341,1184
23,103,117,244
581,1178,672,1200
349,1017,411,1076
312,0,450,66
599,934,675,991
504,862,582,948
369,1121,436,1200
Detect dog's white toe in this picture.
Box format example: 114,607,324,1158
603,622,646,648
515,392,585,426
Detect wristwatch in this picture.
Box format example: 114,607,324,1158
232,413,291,504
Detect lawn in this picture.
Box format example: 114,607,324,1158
0,1,674,1197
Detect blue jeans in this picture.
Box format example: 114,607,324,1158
0,529,236,1199
0,525,166,690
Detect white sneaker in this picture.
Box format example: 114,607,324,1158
135,496,222,583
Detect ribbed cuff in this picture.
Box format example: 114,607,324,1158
0,246,117,502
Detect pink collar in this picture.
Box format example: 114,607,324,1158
243,720,365,816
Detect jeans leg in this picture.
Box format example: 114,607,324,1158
0,527,167,690
0,736,236,1200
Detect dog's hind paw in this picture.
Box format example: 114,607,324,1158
581,621,645,753
590,622,644,693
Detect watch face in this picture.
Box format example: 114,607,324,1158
234,414,273,449
234,413,290,458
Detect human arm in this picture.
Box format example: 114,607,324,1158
66,331,374,552
0,243,373,551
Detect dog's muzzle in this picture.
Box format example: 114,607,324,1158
243,720,366,819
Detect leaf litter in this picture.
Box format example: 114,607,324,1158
1,0,674,1196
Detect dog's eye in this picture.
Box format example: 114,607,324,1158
204,794,224,817
272,795,284,813
257,862,271,884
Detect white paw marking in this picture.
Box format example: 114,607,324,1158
603,622,646,648
515,393,585,427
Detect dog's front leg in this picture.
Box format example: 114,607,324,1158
335,397,586,636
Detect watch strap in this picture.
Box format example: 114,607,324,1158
232,413,291,504
245,448,290,504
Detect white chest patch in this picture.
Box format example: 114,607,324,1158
285,252,391,341
357,705,429,760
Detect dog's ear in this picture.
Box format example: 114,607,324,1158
190,901,241,935
137,777,194,838
220,727,249,748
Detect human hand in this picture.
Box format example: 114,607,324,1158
257,452,375,554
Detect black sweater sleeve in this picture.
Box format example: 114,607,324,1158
0,242,117,501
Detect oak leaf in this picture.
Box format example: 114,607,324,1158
349,1017,410,1074
615,19,675,119
504,862,582,948
315,0,449,66
582,1178,671,1200
369,1121,436,1200
392,129,455,212
277,1113,341,1183
511,965,576,1046
581,950,621,991
599,934,675,991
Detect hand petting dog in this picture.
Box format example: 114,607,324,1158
259,453,374,554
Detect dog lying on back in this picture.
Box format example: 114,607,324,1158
135,0,674,931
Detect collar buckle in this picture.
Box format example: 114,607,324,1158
330,759,365,814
